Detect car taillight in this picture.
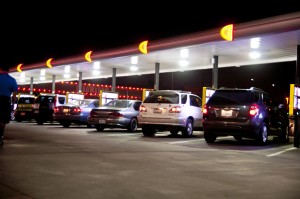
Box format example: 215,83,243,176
169,106,182,113
140,105,147,112
249,104,259,116
109,112,123,118
203,104,208,115
73,108,81,113
53,107,60,113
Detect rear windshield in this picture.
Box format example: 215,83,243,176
144,93,179,104
104,100,131,108
35,96,55,103
208,90,257,104
68,99,96,107
18,97,35,104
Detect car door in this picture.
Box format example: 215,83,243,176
188,95,203,128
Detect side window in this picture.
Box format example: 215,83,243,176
263,93,273,106
181,94,187,104
190,95,201,107
94,101,99,107
58,97,66,105
254,92,260,102
133,102,142,111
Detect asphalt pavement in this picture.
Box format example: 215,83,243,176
1,121,300,199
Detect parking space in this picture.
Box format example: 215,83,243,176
1,122,300,199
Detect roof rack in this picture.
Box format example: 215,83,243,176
249,87,264,91
154,90,191,93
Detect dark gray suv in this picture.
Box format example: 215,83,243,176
202,87,289,145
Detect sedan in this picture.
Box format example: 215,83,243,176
53,99,99,127
87,99,142,132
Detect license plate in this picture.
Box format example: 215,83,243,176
221,110,232,117
63,109,69,113
21,112,25,115
98,119,105,124
153,108,162,113
34,110,39,114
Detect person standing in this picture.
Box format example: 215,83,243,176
0,66,18,146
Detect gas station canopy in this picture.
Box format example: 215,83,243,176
9,12,300,85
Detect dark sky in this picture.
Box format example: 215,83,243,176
1,2,300,69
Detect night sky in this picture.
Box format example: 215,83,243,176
1,2,299,68
2,2,299,103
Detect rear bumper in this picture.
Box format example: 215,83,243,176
88,117,130,128
53,115,87,123
202,119,260,137
14,111,33,120
138,116,187,127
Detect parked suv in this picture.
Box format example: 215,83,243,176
138,90,203,137
14,94,36,122
32,93,66,124
202,87,289,145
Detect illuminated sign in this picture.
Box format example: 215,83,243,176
102,92,118,99
99,90,119,105
220,24,234,41
85,51,93,62
46,58,53,68
17,63,23,72
67,93,84,103
139,40,148,54
289,84,300,116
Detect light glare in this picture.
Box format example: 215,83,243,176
249,51,261,59
93,61,100,69
250,38,260,49
64,65,70,73
131,56,138,65
179,60,189,67
180,49,189,58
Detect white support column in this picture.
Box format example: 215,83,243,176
212,55,219,89
155,62,160,90
112,68,116,92
78,72,83,93
30,77,34,95
52,75,56,94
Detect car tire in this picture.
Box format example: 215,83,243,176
182,119,193,138
87,124,95,128
127,118,138,132
204,132,217,143
36,119,44,125
233,135,243,142
96,125,104,132
256,122,268,145
62,122,71,128
170,130,179,136
142,125,156,137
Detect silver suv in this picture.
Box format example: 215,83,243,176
138,90,203,137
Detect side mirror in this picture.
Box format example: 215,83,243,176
278,104,285,109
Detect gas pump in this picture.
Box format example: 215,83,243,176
202,87,216,109
99,90,118,105
142,88,153,101
66,92,84,103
